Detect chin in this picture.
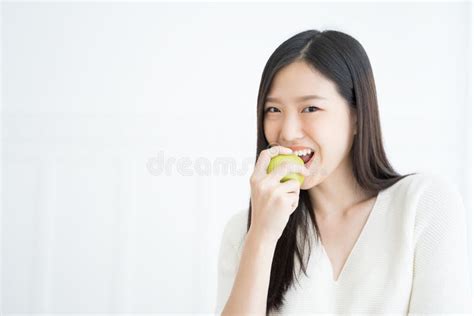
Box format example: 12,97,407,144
301,178,319,190
301,170,329,190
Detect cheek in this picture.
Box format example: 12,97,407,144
263,119,277,140
306,124,326,144
308,114,347,144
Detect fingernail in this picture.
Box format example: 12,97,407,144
269,146,277,155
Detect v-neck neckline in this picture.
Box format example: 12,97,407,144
318,189,383,284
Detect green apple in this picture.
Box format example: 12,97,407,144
266,154,305,185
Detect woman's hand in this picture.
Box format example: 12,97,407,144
248,145,310,244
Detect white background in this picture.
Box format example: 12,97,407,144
2,1,472,313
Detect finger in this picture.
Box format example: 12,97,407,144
286,193,300,210
272,190,299,205
276,179,301,194
267,161,309,184
291,199,299,209
253,145,293,179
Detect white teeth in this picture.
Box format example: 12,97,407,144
294,149,313,156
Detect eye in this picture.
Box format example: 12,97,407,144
264,106,279,113
303,106,320,113
264,106,320,114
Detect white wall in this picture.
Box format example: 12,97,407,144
2,1,471,313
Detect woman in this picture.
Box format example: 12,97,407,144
216,30,471,315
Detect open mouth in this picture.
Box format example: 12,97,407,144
294,149,315,165
303,152,316,168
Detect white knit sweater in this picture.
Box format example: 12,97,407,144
215,172,472,315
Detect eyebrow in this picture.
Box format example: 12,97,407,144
265,94,326,103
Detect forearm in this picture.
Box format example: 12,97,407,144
221,229,278,316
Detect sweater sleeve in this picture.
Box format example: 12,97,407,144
408,176,472,314
214,211,246,315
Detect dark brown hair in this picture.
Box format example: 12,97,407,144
246,29,417,314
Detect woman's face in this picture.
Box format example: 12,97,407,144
263,60,357,190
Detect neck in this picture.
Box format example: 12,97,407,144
308,156,373,221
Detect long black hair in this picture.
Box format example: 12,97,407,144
246,29,417,314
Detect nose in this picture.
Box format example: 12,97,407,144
279,112,305,143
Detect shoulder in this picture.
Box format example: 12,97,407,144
382,171,463,206
220,208,249,254
215,209,249,314
390,172,467,236
410,172,466,219
380,172,466,230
